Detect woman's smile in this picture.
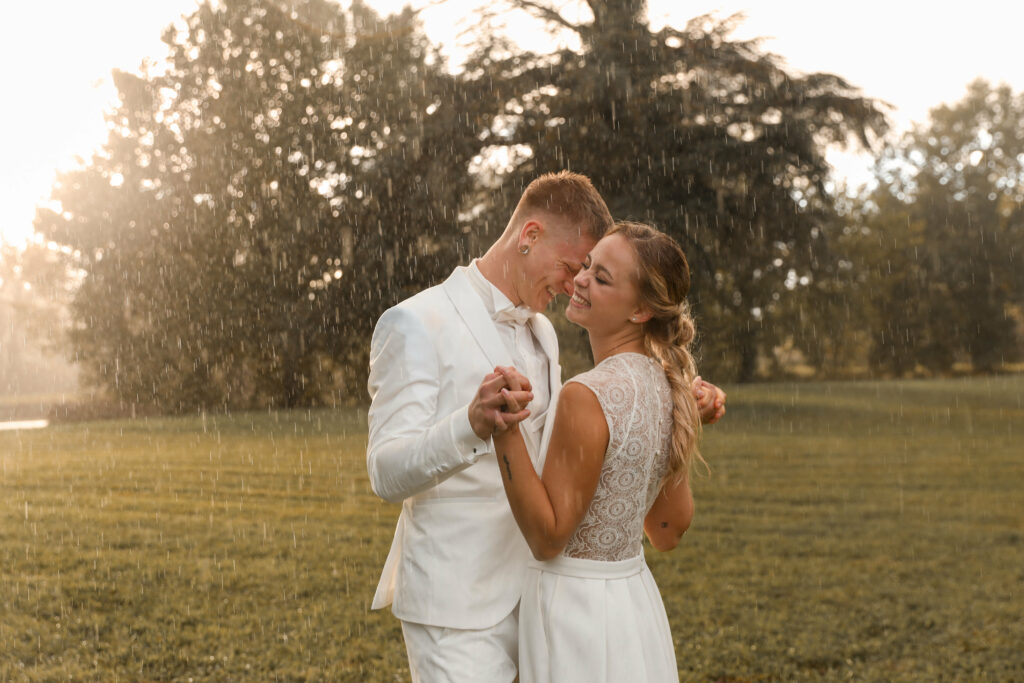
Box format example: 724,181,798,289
569,291,590,308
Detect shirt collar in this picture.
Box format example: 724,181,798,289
467,260,532,323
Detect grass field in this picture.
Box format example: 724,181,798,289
1,376,1022,681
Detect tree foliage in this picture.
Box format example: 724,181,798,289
31,0,1021,414
458,0,888,379
0,243,78,397
849,80,1024,375
35,0,477,412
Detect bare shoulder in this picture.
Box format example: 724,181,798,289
559,380,601,411
554,381,608,448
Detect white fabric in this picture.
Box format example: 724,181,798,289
518,353,680,682
465,260,551,440
518,554,678,683
367,266,563,630
401,609,519,683
563,353,673,561
492,306,533,325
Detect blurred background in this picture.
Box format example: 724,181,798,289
2,0,1023,419
2,4,1022,679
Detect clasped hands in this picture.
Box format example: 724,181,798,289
468,366,727,442
468,366,534,440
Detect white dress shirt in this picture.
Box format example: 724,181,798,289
465,261,551,442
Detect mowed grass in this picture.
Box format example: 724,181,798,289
1,376,1022,681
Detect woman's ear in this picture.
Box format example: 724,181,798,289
630,307,653,324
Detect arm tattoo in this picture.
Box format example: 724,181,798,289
502,454,513,481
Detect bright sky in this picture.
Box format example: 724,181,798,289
2,0,1023,246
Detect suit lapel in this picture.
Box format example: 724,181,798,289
530,315,562,468
528,314,560,374
442,267,514,369
443,267,563,465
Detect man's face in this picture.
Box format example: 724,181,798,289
515,221,596,313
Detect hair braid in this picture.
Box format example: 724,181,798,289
610,221,706,483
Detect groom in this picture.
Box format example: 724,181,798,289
366,172,724,682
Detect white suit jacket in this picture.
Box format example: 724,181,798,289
366,266,562,629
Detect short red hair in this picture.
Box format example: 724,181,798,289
513,171,613,240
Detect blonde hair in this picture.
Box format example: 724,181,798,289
609,221,706,483
512,171,613,240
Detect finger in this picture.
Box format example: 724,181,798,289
486,386,532,406
696,391,713,412
497,366,533,392
505,389,533,405
501,388,532,413
496,366,524,392
695,385,706,399
483,393,513,412
501,388,520,412
480,373,512,398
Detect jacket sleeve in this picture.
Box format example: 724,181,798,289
366,305,492,503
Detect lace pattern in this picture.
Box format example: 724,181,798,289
561,353,673,561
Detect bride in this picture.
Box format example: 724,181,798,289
492,221,712,682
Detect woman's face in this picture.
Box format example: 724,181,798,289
566,233,645,332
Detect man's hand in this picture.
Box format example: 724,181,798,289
493,366,535,435
468,369,533,440
693,376,726,425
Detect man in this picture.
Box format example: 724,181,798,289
366,172,725,682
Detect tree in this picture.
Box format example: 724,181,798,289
456,0,888,380
0,242,79,399
852,80,1024,375
35,0,478,413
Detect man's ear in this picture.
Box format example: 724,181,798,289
518,220,543,251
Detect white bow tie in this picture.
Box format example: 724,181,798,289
493,306,533,326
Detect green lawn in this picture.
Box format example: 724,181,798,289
1,377,1022,681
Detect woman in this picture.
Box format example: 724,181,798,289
493,221,711,682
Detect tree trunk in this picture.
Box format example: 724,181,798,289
737,324,759,383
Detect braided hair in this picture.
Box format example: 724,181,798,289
609,221,706,483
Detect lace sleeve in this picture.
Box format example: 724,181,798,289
565,363,637,455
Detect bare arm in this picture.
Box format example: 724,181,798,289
642,377,720,546
643,475,694,551
493,381,608,561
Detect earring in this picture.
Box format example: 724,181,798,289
520,245,530,255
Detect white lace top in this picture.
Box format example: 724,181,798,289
561,353,674,561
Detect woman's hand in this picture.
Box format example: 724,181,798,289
493,366,534,434
693,376,726,424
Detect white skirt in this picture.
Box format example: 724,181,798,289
518,553,679,683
